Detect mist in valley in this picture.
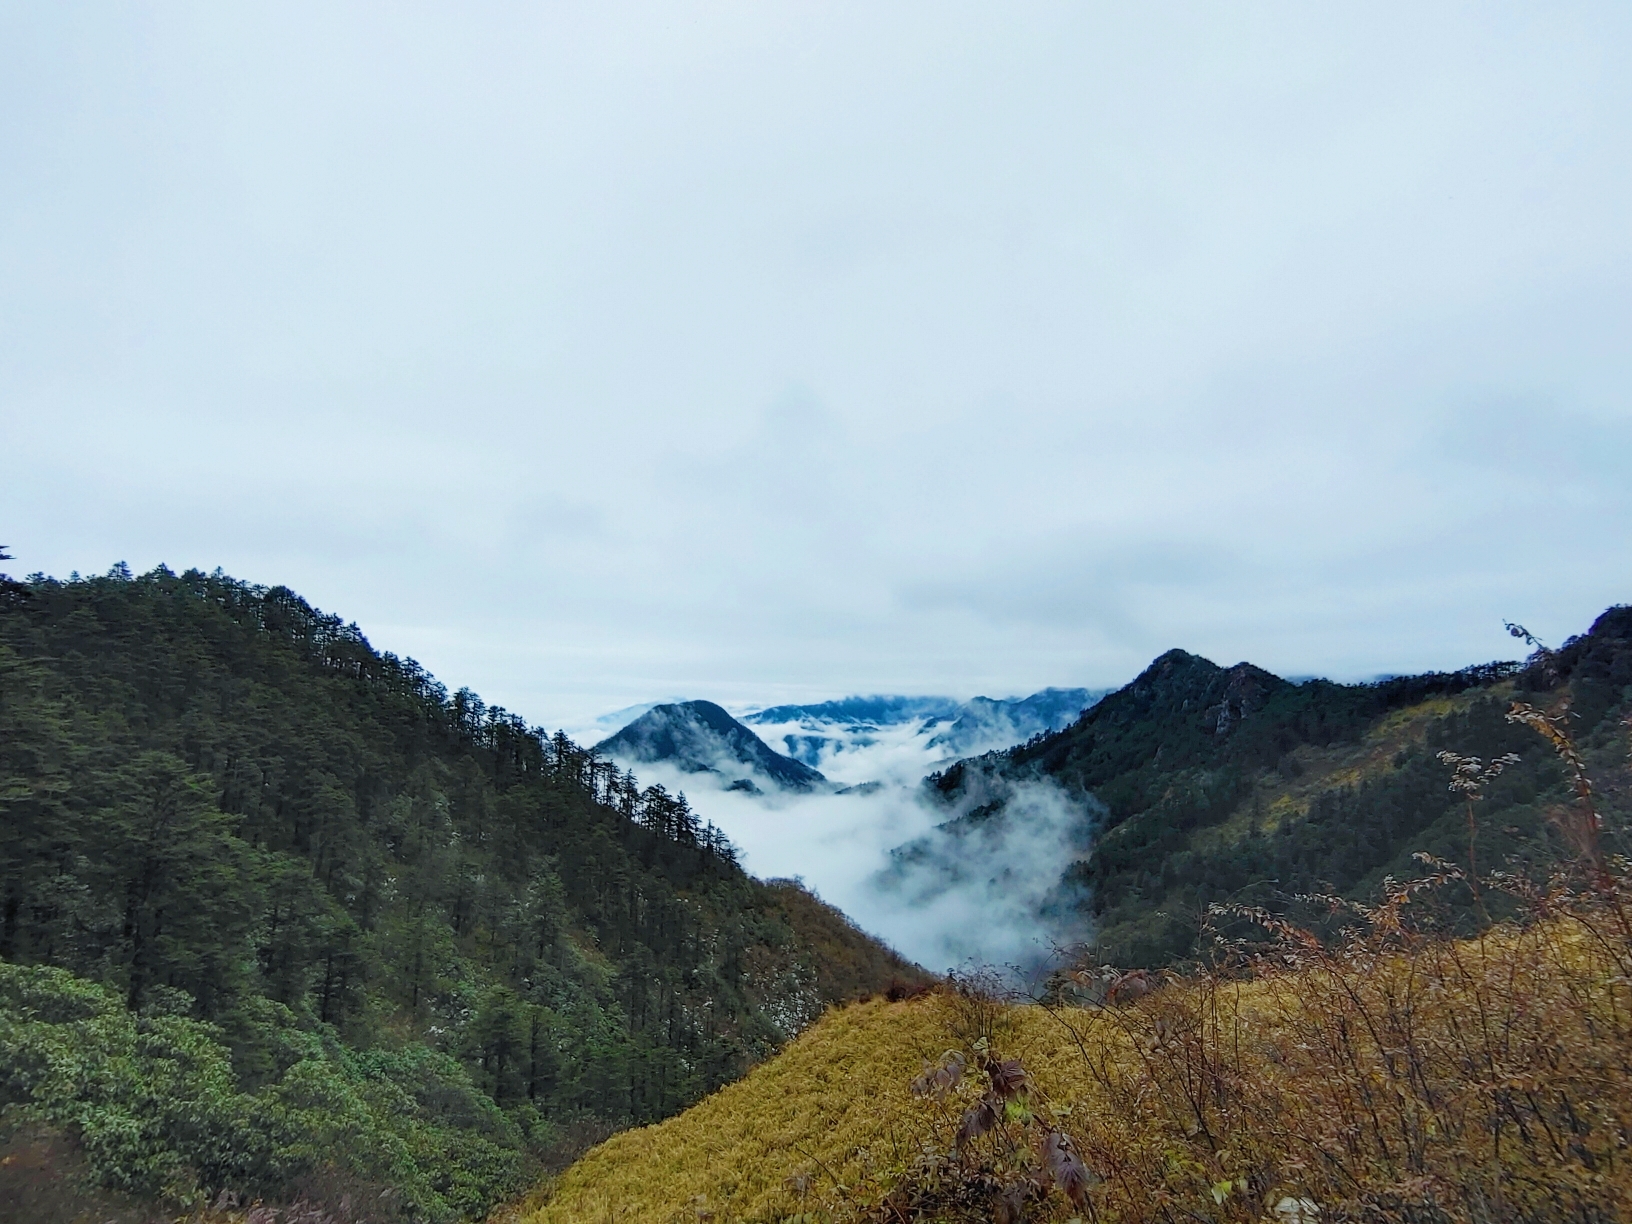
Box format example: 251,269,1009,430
581,709,1100,977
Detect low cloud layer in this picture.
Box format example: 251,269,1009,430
589,712,1099,976
872,775,1099,978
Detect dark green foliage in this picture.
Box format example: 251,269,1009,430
0,566,922,1216
0,960,522,1221
931,614,1632,968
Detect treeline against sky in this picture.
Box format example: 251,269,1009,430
0,565,919,1219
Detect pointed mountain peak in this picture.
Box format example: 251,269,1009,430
597,700,827,792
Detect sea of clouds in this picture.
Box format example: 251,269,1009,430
567,708,1098,979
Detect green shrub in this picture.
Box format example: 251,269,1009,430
0,961,528,1221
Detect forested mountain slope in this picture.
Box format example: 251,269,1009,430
0,565,923,1220
931,608,1632,966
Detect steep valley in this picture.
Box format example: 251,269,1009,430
4,563,1631,1223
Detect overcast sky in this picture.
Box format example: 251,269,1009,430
4,3,1630,726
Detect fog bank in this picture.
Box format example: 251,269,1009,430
591,714,1098,975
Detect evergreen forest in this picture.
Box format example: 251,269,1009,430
0,564,922,1220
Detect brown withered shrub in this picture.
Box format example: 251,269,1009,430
848,868,1632,1223
852,699,1632,1224
883,977,936,1004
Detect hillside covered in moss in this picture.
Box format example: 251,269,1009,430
0,565,924,1219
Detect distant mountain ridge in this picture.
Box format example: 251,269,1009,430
596,700,827,792
745,695,965,727
590,688,1106,793
741,687,1108,769
925,610,1632,967
925,686,1105,756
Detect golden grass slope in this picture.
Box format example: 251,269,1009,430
527,995,952,1224
528,890,1632,1224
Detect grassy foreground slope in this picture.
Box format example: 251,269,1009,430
528,995,950,1224
533,892,1632,1224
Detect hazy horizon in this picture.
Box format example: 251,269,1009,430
0,553,1556,732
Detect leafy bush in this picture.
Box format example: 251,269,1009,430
0,961,526,1221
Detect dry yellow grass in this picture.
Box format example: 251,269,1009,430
527,996,954,1224
526,890,1632,1224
